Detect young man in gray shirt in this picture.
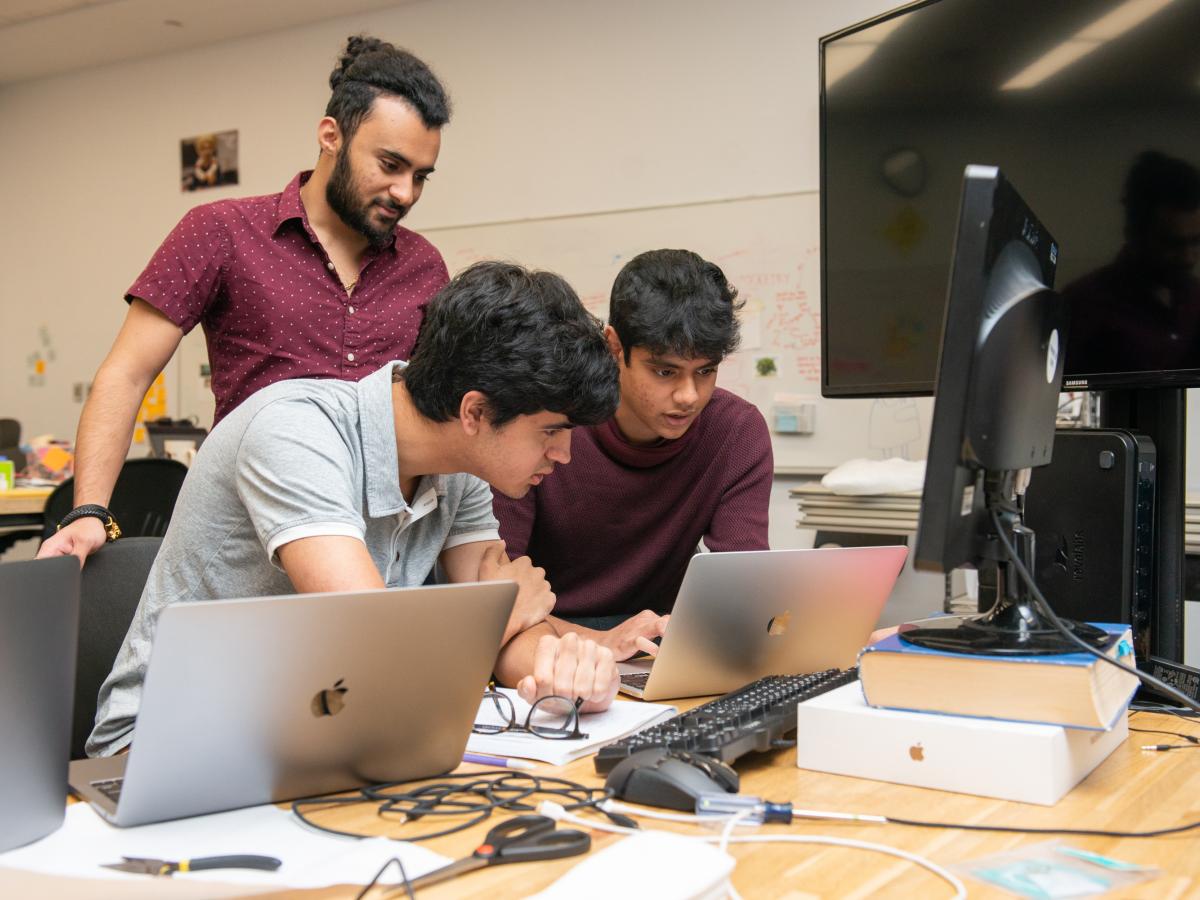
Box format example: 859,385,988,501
89,261,622,756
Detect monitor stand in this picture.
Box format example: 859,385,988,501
900,509,1111,656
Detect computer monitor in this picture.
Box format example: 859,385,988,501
908,165,1109,655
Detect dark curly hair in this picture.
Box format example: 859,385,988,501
326,35,451,140
608,249,743,364
1123,150,1200,238
402,262,619,428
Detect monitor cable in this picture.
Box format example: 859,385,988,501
989,507,1200,715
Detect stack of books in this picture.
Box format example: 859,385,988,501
796,624,1138,805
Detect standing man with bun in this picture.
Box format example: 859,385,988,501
41,36,453,564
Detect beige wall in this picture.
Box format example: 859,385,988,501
0,0,897,440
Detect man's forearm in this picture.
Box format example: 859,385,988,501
544,615,593,639
71,366,154,506
493,621,557,688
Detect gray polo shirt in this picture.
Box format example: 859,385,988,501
89,361,499,757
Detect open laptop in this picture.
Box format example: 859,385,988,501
618,546,907,700
0,557,80,852
69,581,515,827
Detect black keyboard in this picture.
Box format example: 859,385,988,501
594,668,859,774
620,672,650,691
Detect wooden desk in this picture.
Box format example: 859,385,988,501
6,708,1196,897
292,707,1199,899
0,486,52,520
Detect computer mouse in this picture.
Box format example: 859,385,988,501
605,749,739,811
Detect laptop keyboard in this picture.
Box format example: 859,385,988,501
91,777,124,804
619,671,650,691
595,667,859,774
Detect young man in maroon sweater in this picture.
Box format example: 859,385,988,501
493,249,773,660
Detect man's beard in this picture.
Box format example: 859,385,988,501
326,145,406,250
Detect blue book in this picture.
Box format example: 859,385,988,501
858,623,1137,730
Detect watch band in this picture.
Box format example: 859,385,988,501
57,504,122,542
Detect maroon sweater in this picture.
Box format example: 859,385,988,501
494,389,773,617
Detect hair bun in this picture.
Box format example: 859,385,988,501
330,34,391,89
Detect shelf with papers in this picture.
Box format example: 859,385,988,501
789,482,920,537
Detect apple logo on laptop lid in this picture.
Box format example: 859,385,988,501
767,611,792,636
311,678,349,717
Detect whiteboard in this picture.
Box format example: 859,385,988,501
425,193,931,473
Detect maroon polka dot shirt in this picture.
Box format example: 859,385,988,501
126,171,449,424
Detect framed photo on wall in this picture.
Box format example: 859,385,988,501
180,129,239,191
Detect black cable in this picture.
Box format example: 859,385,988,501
1131,701,1200,720
1128,726,1199,744
988,508,1200,714
883,813,1200,839
354,856,414,900
292,771,621,842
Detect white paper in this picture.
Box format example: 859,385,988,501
467,689,676,765
529,831,734,900
0,802,450,889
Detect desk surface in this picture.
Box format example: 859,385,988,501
0,486,53,517
300,707,1199,899
4,707,1197,898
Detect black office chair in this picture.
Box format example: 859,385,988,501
72,536,162,760
0,419,38,557
42,457,189,542
0,416,25,473
0,418,19,449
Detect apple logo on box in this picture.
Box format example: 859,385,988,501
767,611,792,636
311,678,349,717
908,742,924,762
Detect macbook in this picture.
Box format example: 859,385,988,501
618,546,907,700
0,556,79,852
69,581,516,827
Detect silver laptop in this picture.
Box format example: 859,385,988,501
618,547,907,700
0,557,79,851
69,581,516,827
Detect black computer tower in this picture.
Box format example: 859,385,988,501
1021,428,1156,659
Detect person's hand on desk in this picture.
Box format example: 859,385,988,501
516,632,619,714
37,516,107,567
478,542,556,644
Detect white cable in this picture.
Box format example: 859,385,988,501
722,834,966,899
719,811,754,900
718,810,754,854
538,801,966,900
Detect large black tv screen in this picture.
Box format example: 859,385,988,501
821,0,1200,396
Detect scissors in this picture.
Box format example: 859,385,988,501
407,814,590,890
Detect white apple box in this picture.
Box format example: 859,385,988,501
795,682,1127,806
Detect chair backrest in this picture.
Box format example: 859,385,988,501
42,457,189,542
72,536,162,759
144,419,208,460
0,418,19,448
0,414,23,473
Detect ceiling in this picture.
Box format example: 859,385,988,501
0,0,416,85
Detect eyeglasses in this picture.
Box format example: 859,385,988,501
472,692,588,741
